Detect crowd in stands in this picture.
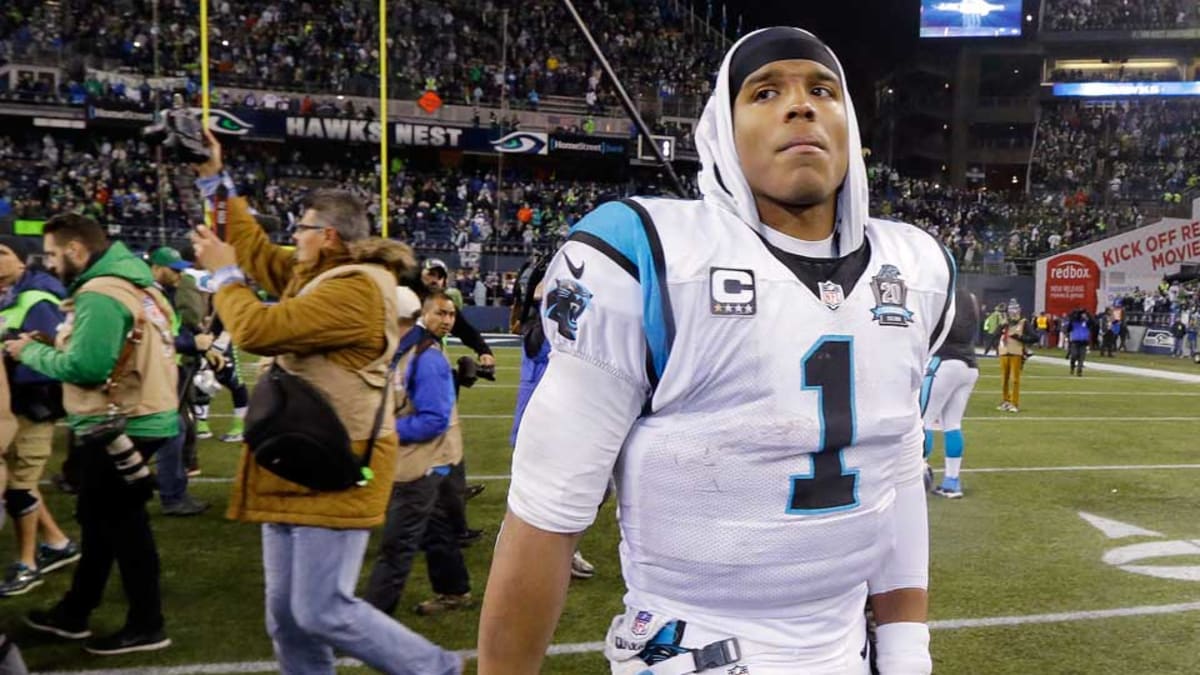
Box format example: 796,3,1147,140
0,0,723,113
2,124,1168,290
1031,99,1200,204
1044,0,1198,31
868,164,1144,272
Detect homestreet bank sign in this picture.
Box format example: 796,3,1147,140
286,117,465,147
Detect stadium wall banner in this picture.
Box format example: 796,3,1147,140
490,131,549,155
1035,216,1200,314
1052,82,1200,98
1139,328,1177,355
287,117,478,148
86,105,287,141
548,134,628,156
85,68,188,93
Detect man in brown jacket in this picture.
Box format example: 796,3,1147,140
190,132,461,675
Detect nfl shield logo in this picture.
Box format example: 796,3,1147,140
631,610,653,636
818,281,845,310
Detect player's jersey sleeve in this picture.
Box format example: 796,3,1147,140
508,202,652,533
924,241,957,358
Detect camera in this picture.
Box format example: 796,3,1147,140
76,415,152,486
142,94,212,165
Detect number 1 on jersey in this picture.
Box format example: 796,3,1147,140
788,336,860,514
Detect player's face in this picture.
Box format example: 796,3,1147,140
733,59,849,211
423,297,457,339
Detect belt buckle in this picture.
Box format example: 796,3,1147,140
692,637,741,672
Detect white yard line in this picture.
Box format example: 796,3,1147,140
963,416,1197,422
1024,355,1200,384
106,463,1200,487
37,601,1200,674
448,414,1198,422
973,391,1200,396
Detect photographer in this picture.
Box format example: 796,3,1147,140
997,300,1029,413
1066,309,1094,376
189,131,461,674
3,215,177,656
0,235,79,598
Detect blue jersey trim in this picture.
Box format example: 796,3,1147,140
569,200,675,400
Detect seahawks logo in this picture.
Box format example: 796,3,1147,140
490,131,549,155
186,107,255,136
545,278,592,340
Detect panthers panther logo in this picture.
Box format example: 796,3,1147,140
545,278,593,340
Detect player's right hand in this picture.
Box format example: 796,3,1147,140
193,128,224,178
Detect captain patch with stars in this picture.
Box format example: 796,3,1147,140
545,278,593,340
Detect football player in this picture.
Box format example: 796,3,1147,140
478,27,954,675
920,288,980,499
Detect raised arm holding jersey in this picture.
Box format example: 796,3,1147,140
478,28,954,675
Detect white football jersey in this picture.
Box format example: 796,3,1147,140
511,197,954,649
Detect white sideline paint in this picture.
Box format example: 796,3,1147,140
1025,354,1200,384
975,391,1200,396
36,602,1200,674
1079,512,1165,539
138,463,1200,487
195,413,1197,422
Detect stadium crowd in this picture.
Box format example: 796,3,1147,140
1032,99,1200,203
1043,0,1199,31
0,126,1166,287
0,0,722,111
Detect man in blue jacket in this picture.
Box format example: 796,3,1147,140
1066,309,1094,376
365,291,473,618
0,235,79,597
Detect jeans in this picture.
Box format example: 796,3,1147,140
1068,340,1088,372
261,524,460,675
58,436,167,633
364,473,471,616
154,425,189,506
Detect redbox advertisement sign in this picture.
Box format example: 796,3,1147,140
1045,254,1100,315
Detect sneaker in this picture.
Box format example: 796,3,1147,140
36,541,81,574
51,472,78,495
933,477,964,499
221,419,245,443
186,466,202,478
85,626,171,655
25,607,90,639
458,528,484,548
465,484,486,501
1007,405,1020,414
162,495,210,517
996,402,1012,412
570,551,595,580
195,421,213,440
414,593,475,616
0,563,43,597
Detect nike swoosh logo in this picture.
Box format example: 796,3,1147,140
564,253,585,279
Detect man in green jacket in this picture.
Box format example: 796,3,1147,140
3,214,179,656
982,303,1005,356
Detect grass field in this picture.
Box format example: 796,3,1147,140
2,347,1198,674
